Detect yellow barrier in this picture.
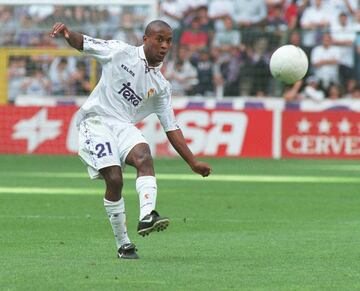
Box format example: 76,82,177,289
0,47,97,104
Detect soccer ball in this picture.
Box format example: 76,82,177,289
269,45,308,84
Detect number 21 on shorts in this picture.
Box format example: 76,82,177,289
95,142,113,158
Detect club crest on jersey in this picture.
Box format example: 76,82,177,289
147,88,155,98
118,82,142,107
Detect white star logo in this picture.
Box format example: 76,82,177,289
12,108,63,153
337,118,351,134
297,118,311,133
317,118,331,134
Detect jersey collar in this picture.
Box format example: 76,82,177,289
138,45,162,73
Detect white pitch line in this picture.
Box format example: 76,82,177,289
0,187,103,195
201,175,360,183
0,175,359,196
303,165,360,171
0,172,359,183
0,214,91,220
3,172,360,184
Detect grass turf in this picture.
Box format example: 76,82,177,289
0,155,360,290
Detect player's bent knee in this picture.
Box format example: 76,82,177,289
135,152,153,170
127,144,153,169
100,167,123,188
138,150,153,164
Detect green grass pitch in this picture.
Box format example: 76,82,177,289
1,155,360,290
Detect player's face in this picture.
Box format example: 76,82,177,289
143,28,173,66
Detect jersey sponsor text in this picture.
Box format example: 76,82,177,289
118,82,142,107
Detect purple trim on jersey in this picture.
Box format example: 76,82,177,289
83,120,97,168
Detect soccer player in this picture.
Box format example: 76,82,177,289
50,20,212,259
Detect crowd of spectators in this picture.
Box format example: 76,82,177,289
1,0,359,102
2,4,147,102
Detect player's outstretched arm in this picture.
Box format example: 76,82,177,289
50,22,84,51
166,129,212,177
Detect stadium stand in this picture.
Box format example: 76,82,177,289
0,0,359,104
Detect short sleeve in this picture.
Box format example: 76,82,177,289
155,85,179,132
82,35,130,64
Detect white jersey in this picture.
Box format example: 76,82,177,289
76,35,179,132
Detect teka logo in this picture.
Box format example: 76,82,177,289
118,82,142,107
283,112,360,157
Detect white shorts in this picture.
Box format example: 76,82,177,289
78,115,147,179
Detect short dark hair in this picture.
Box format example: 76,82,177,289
144,20,172,36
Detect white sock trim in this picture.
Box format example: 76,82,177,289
103,197,124,208
136,176,157,189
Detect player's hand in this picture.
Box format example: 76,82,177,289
50,22,70,39
191,161,212,177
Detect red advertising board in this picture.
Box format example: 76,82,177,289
282,111,360,158
3,105,360,159
0,106,78,154
0,106,273,157
139,109,273,157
